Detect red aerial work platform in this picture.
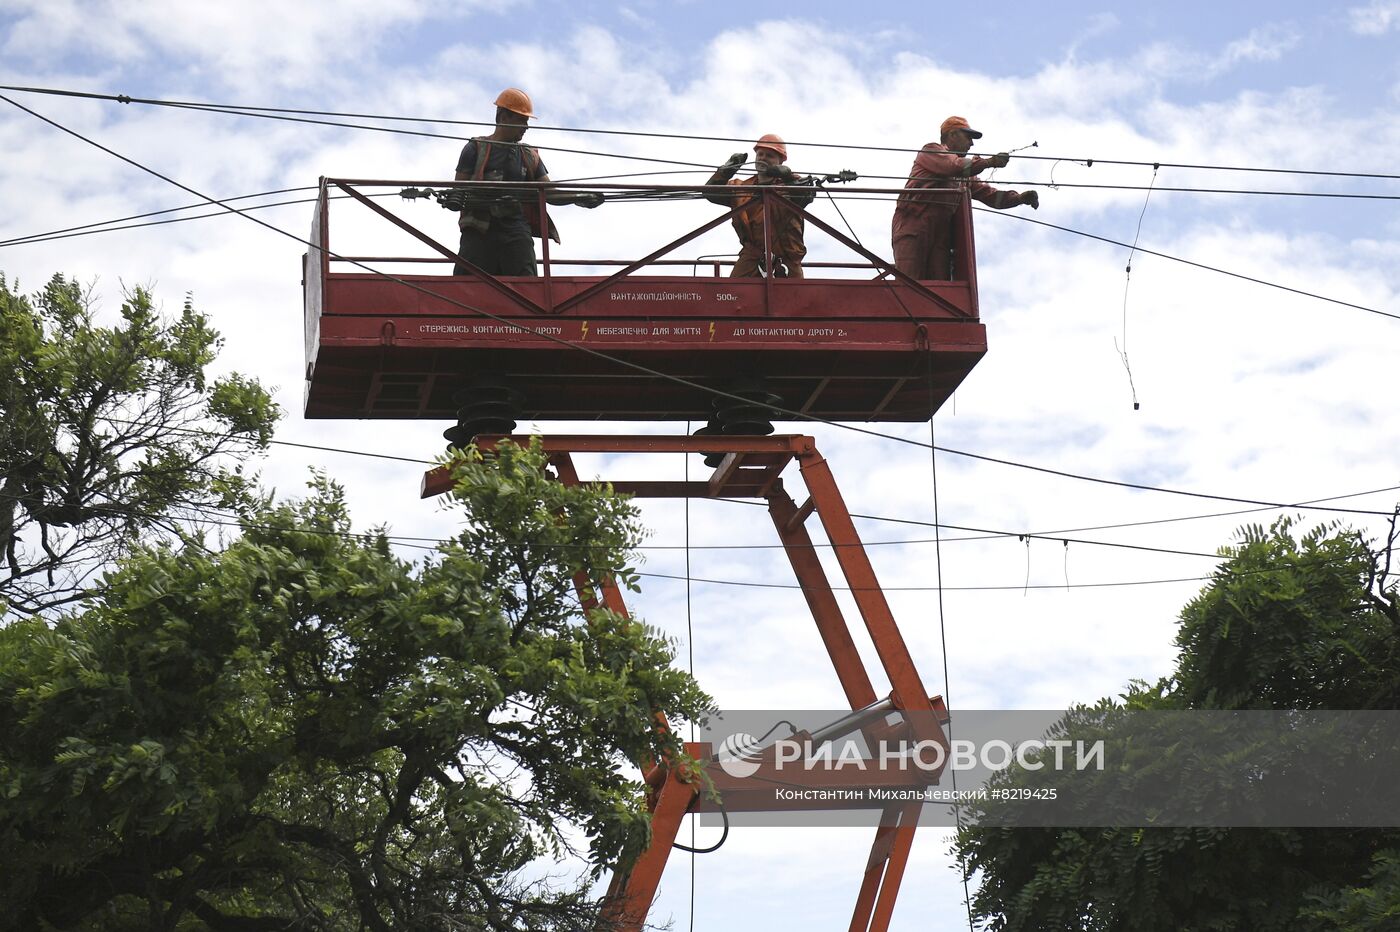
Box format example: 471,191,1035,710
302,178,986,430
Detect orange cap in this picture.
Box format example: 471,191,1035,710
940,116,983,139
494,87,536,119
753,133,788,161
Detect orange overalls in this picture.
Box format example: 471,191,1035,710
705,171,816,279
892,142,1027,280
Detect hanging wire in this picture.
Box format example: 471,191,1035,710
1047,156,1092,190
925,347,977,932
978,207,1400,323
820,180,864,247
984,140,1038,183
684,421,698,932
1114,164,1159,410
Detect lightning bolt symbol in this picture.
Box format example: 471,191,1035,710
708,321,716,342
580,320,589,341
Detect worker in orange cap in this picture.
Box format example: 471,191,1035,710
704,134,816,278
891,115,1039,280
449,87,602,277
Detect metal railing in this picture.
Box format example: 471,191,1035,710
308,177,979,318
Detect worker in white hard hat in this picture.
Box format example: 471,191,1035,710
449,88,602,276
704,134,815,278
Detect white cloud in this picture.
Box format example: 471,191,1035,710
1137,23,1301,84
990,23,1310,136
1348,0,1400,34
1064,11,1122,61
1217,23,1301,68
0,0,514,92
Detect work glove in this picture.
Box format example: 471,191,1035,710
1021,190,1040,209
768,164,795,182
989,152,1011,168
440,189,466,211
724,152,747,168
575,192,604,208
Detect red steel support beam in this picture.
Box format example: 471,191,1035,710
849,818,898,932
848,801,922,932
795,449,933,715
767,487,878,710
598,744,704,932
511,434,811,454
551,451,629,616
422,435,813,498
791,445,945,932
866,803,923,932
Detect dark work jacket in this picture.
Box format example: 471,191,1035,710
456,137,560,243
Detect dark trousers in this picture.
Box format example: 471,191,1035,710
454,221,537,276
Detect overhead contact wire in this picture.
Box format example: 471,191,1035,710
978,207,1400,322
6,179,1391,327
6,83,1400,181
1,485,1378,596
0,185,315,247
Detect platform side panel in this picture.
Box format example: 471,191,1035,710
304,185,328,384
951,196,980,317
320,276,978,323
317,315,986,353
303,351,986,422
304,315,986,421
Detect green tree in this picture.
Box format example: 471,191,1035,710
956,516,1400,932
0,273,277,616
0,440,711,929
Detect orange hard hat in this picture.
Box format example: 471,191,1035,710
940,115,983,139
494,87,536,119
753,133,788,161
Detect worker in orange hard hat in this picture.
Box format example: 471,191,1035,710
704,133,815,278
891,115,1040,280
448,87,603,277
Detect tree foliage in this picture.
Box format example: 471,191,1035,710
0,273,278,615
956,516,1400,932
0,440,711,930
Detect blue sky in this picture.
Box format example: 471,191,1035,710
2,2,1399,929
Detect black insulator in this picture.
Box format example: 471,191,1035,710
692,421,726,468
444,381,525,450
714,389,782,437
442,424,477,448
